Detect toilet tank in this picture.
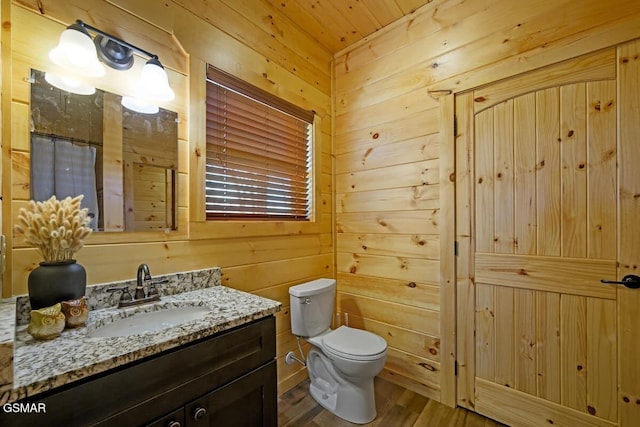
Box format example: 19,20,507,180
289,278,336,337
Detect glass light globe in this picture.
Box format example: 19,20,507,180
121,96,159,114
49,24,105,78
44,72,96,95
137,57,175,102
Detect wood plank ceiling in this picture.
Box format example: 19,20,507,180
262,0,435,53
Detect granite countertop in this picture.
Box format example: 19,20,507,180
0,299,15,396
0,268,281,404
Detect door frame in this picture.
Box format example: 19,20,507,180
438,93,457,408
451,89,476,411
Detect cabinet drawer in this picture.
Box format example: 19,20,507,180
2,316,275,427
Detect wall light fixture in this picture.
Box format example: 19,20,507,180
46,19,175,114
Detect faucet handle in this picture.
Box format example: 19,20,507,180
107,286,133,303
147,279,169,297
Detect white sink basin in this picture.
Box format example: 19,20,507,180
87,306,210,338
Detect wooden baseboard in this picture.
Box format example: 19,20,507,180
378,368,441,401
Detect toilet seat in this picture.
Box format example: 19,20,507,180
322,326,387,361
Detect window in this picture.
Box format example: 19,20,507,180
205,66,314,220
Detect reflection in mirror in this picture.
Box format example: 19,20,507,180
29,69,178,232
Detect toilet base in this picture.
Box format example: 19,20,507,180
309,377,376,424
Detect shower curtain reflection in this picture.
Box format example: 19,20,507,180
31,134,100,230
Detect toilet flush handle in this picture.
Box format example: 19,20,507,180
301,297,312,304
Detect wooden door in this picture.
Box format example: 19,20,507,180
455,44,640,427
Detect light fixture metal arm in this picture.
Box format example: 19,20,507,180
75,19,157,60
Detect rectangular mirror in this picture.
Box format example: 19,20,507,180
29,69,178,232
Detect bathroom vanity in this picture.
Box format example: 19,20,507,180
0,268,281,427
6,316,276,427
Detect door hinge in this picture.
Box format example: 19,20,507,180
454,240,459,256
454,360,459,376
453,114,458,136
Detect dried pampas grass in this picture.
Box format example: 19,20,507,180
15,195,93,263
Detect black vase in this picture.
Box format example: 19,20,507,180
28,260,87,310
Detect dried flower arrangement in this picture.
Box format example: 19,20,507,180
15,195,93,263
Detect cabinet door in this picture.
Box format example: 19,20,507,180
185,361,276,427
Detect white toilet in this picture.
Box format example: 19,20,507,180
289,278,387,424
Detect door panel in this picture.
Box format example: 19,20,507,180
560,83,587,258
455,46,635,426
587,80,617,260
475,81,616,422
475,286,617,421
536,87,562,257
535,291,560,404
513,92,537,256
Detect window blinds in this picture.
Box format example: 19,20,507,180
205,66,313,220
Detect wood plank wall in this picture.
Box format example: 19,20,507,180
2,0,333,394
7,0,640,404
333,0,640,405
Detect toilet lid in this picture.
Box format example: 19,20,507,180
322,326,387,361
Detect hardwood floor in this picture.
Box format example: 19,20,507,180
278,377,506,427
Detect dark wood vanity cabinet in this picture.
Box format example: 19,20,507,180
182,361,276,427
146,408,185,427
2,316,276,427
146,362,276,427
